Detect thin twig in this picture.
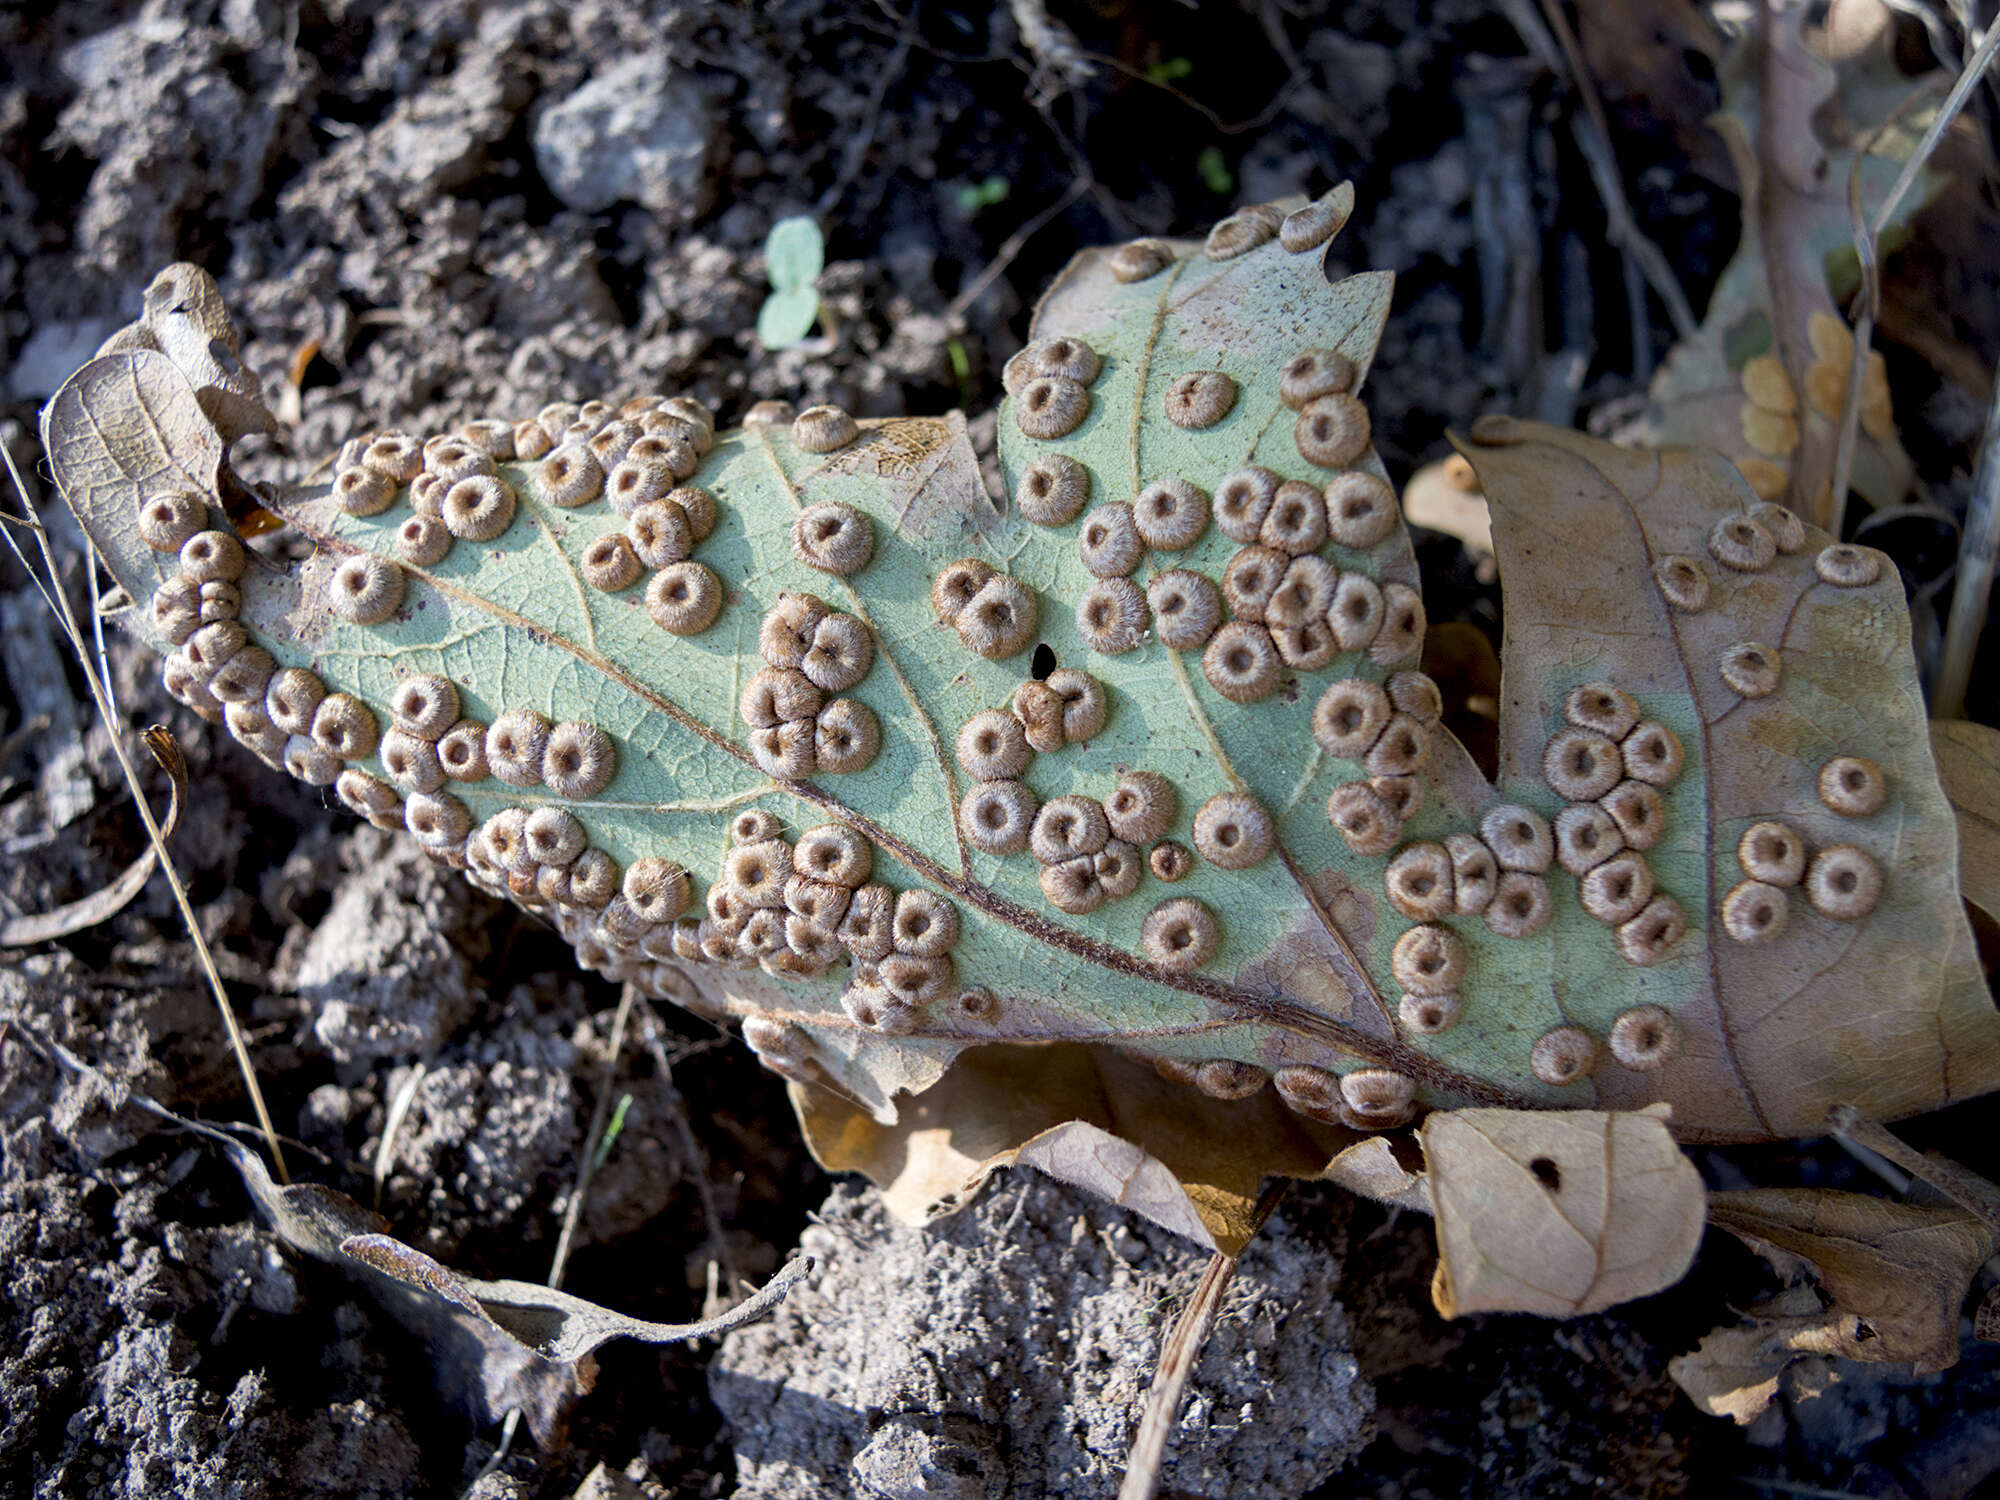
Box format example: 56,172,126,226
636,998,745,1301
1831,23,2000,545
0,449,288,1182
1828,1104,2000,1234
373,1060,428,1212
549,980,640,1288
1117,1181,1287,1500
1871,17,2000,247
1514,0,1698,340
465,981,642,1495
946,177,1091,322
1830,75,1950,537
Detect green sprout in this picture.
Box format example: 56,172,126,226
591,1093,635,1172
757,216,825,350
1195,147,1234,196
955,174,1012,213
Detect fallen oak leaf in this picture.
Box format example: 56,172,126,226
39,200,2000,1286
1422,1105,1705,1318
207,1123,810,1446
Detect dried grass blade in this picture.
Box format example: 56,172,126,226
0,445,289,1182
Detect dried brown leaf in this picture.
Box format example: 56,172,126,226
1710,1188,1997,1370
1931,719,2000,929
1423,1106,1705,1318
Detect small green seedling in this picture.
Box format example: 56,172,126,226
955,174,1012,213
1195,147,1234,196
756,216,825,350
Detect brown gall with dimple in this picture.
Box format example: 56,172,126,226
1104,770,1176,845
1564,682,1640,741
1485,871,1552,937
1015,454,1091,526
1141,898,1219,971
1709,515,1777,572
1653,555,1708,611
1722,879,1790,945
1608,1006,1679,1071
793,404,861,453
1294,393,1370,468
1580,852,1653,925
1530,1027,1598,1087
1326,780,1398,856
957,575,1038,659
1164,370,1237,430
792,501,875,577
1078,504,1143,578
1204,208,1279,260
1718,641,1781,698
1554,802,1624,876
1815,543,1882,587
1621,721,1684,787
1076,578,1149,655
1148,570,1222,649
1201,621,1281,702
1279,348,1356,410
1806,845,1883,919
1015,377,1091,439
1818,756,1887,817
1193,791,1275,870
1384,842,1455,921
1214,467,1278,542
1259,481,1328,556
1738,820,1806,885
1109,238,1173,282
1322,472,1398,550
1616,893,1688,965
327,553,404,625
1133,477,1210,551
1543,726,1624,802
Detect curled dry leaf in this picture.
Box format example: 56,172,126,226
1671,1187,1999,1422
0,726,187,946
22,1033,808,1446
1422,1106,1705,1318
41,208,2000,1271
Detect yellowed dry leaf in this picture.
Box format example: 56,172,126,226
1423,1106,1705,1318
794,1044,1357,1255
